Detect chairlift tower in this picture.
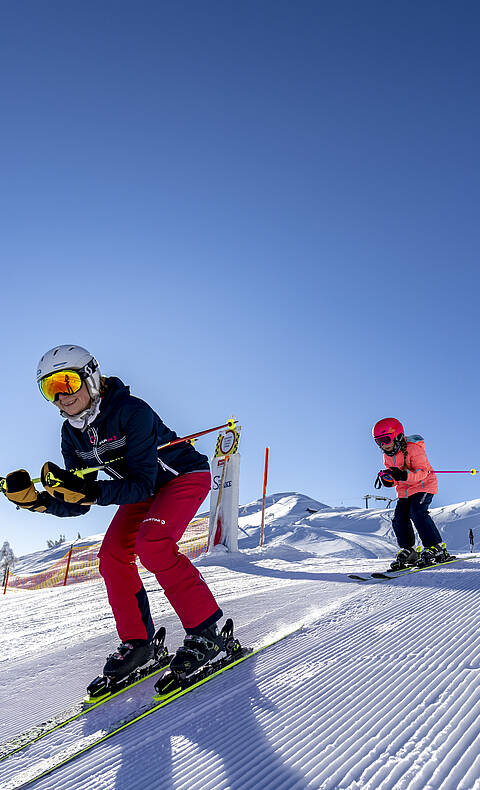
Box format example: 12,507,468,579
364,494,395,509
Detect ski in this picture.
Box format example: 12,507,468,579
14,622,302,789
348,554,478,582
0,627,172,764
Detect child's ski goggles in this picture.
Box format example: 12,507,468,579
38,369,85,402
374,434,394,447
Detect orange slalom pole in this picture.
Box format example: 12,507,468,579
3,567,9,595
63,545,73,586
260,447,269,547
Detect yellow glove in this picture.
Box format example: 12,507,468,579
41,461,98,505
4,470,48,512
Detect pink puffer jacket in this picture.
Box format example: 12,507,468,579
384,435,438,498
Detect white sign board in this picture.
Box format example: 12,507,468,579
208,453,240,552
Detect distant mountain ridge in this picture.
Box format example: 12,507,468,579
12,492,480,573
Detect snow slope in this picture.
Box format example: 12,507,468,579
2,493,480,789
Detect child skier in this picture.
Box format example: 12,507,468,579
372,417,450,571
4,344,225,683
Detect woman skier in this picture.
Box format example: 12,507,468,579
4,344,225,683
372,417,450,571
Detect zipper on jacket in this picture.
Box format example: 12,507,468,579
158,458,179,477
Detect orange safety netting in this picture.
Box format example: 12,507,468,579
4,517,209,593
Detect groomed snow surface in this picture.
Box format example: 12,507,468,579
2,493,480,789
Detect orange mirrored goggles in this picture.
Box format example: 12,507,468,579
38,370,85,402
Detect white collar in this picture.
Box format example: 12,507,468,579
62,397,101,431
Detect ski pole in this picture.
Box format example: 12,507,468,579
432,469,478,474
0,418,237,493
375,467,479,489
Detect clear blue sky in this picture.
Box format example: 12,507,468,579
1,1,480,554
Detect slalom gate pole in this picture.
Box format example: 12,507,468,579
260,447,269,547
0,418,238,492
3,567,9,595
63,545,73,586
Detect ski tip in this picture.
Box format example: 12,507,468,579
83,692,110,705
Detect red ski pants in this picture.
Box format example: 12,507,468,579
98,471,219,641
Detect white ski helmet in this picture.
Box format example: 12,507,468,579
36,344,101,400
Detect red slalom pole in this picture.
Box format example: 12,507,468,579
63,545,73,586
260,447,269,547
157,420,237,451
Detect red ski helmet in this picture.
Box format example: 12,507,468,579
372,417,404,454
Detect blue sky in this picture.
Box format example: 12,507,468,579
1,1,480,554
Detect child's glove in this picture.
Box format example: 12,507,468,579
387,467,408,482
4,470,49,511
375,469,396,488
41,462,99,505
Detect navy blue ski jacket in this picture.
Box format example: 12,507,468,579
44,377,210,517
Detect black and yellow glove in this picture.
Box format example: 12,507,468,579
41,462,99,505
4,470,49,511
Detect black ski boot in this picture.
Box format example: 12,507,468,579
103,639,154,680
389,547,418,571
418,542,453,567
86,627,170,702
155,619,241,699
169,622,225,678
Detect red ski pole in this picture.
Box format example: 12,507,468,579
0,418,238,491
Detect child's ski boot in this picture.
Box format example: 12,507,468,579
418,542,453,567
389,547,418,571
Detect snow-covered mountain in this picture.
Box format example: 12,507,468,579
237,491,480,556
2,493,480,789
13,491,480,574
